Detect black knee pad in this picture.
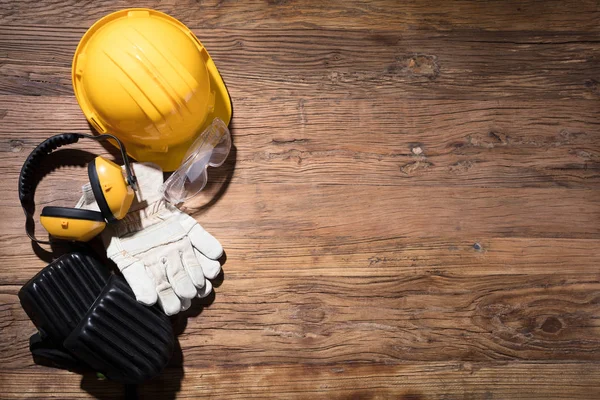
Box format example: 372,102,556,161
19,252,111,346
64,276,174,383
19,252,174,384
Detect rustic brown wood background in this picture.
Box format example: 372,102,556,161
1,0,600,398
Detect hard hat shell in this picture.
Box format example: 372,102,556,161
73,9,232,171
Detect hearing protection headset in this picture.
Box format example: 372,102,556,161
19,133,138,244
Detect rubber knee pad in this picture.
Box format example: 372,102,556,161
19,252,110,346
64,276,174,383
19,252,174,384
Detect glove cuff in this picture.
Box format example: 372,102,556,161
128,162,165,209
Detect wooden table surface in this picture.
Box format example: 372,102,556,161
1,1,599,398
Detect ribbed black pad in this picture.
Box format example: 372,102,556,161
18,252,110,345
64,276,174,384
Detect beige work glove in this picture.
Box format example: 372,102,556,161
76,162,222,315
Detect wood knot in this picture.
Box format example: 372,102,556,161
296,304,326,323
400,160,432,175
449,160,475,174
405,55,439,79
9,139,24,152
467,131,508,148
388,54,440,80
541,316,563,334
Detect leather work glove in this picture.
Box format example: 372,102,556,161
76,162,223,316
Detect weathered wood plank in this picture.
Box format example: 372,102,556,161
0,0,599,32
2,270,600,368
1,237,599,284
1,95,599,190
1,362,600,399
2,184,600,262
0,27,599,99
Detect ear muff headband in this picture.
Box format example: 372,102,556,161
19,133,137,244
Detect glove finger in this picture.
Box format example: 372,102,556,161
119,260,158,306
194,248,222,280
180,297,192,312
156,286,182,316
147,260,182,316
197,279,213,299
181,246,206,289
165,252,197,300
188,224,224,260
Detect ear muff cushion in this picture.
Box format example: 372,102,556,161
88,160,116,223
88,157,133,222
41,206,105,221
40,207,106,242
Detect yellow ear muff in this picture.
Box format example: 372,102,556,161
88,157,134,221
40,207,107,242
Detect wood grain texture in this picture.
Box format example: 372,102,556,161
2,236,600,283
1,362,600,399
0,0,599,32
1,27,599,100
0,0,599,398
2,270,600,368
1,95,599,190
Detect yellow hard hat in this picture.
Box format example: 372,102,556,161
72,9,232,171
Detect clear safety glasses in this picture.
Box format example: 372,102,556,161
161,118,231,204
